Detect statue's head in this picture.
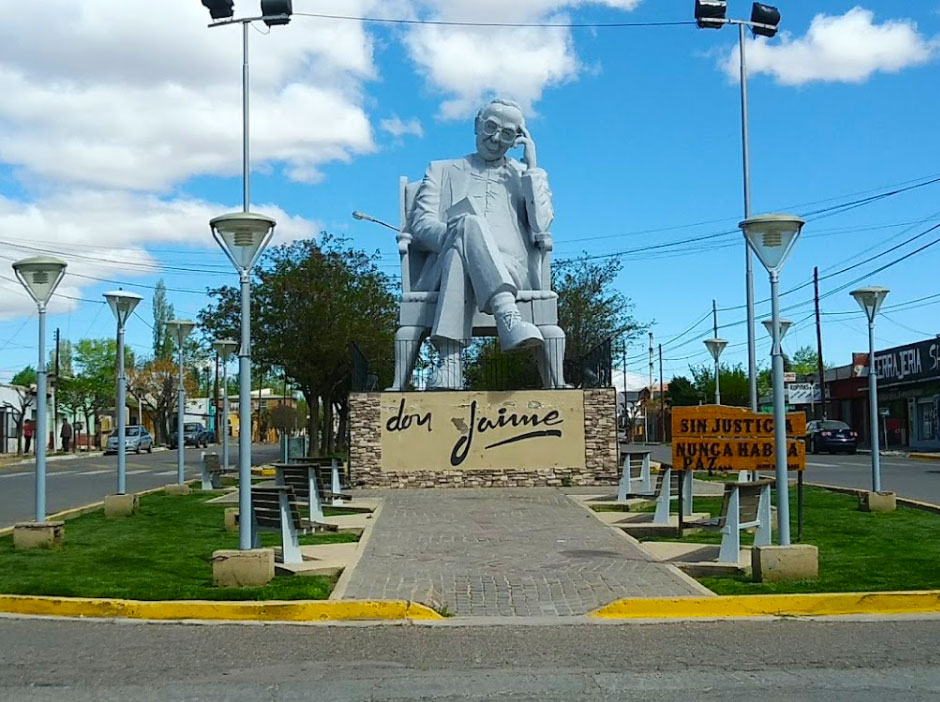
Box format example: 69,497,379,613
474,98,525,162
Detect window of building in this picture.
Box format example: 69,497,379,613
917,398,938,442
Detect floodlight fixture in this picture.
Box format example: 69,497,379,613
694,0,727,29
12,257,67,306
201,0,234,20
750,2,781,37
261,0,292,25
740,214,805,275
210,212,276,272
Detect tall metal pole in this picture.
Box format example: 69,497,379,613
116,318,127,494
814,267,826,419
54,328,60,452
35,304,48,523
238,270,252,549
868,319,882,492
713,300,721,405
658,344,665,444
242,21,250,213
647,332,653,441
176,340,185,485
738,23,757,412
222,358,231,472
770,271,791,545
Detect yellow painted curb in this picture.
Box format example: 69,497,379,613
0,594,444,622
910,453,940,462
590,591,940,619
251,467,276,477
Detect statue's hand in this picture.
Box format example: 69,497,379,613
533,232,553,251
515,126,537,170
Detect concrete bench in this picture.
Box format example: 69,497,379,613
200,452,224,490
249,485,333,564
687,479,772,563
616,449,652,501
271,462,342,529
650,467,695,525
290,456,351,505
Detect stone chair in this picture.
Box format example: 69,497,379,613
390,176,567,390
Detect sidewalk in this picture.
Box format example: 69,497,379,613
340,488,708,617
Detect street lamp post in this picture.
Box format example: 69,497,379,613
695,1,782,412
103,290,143,495
211,213,275,550
212,339,238,473
165,319,195,485
703,338,728,404
850,286,890,493
741,213,805,546
12,257,67,524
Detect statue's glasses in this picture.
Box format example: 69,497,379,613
481,119,520,145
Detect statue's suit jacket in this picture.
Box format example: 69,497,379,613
409,154,554,294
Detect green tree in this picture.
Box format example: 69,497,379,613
152,279,175,360
198,235,397,453
666,375,700,407
791,346,822,375
691,363,750,407
73,338,135,446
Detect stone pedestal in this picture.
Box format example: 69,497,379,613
104,493,139,517
211,548,274,588
859,491,896,513
164,483,191,496
13,521,65,550
752,544,819,583
224,507,239,533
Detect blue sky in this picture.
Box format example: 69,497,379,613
1,1,938,386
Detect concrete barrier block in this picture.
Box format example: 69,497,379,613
104,493,139,517
13,521,65,549
164,483,192,496
752,544,818,583
211,548,274,588
859,491,896,513
224,507,239,533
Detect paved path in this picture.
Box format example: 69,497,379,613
0,443,281,528
2,617,939,700
342,488,705,616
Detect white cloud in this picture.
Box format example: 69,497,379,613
721,7,940,85
0,190,321,319
380,115,424,138
0,0,381,191
402,0,642,118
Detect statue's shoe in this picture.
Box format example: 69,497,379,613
496,309,543,352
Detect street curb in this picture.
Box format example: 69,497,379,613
806,481,940,516
590,591,940,619
910,452,940,462
0,595,443,622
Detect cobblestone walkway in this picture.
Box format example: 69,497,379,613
341,488,706,616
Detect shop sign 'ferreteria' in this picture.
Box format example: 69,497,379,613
379,392,586,471
671,405,806,472
874,338,940,386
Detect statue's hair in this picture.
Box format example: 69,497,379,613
474,98,525,131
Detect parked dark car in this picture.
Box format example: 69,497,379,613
168,422,209,449
105,426,154,455
805,420,858,454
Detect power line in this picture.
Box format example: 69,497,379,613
294,12,695,29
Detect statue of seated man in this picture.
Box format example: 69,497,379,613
410,98,554,388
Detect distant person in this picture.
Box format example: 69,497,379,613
60,420,73,453
23,418,33,454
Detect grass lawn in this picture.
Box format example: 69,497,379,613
643,485,940,595
0,491,358,601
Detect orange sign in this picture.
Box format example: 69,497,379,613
671,405,807,471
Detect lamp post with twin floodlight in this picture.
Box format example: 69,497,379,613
166,319,195,485
103,290,143,496
851,286,890,493
12,257,67,525
740,213,805,546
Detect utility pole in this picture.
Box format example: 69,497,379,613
713,300,718,338
814,267,826,420
53,328,60,452
658,343,665,444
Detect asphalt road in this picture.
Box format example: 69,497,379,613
0,616,938,700
0,443,282,528
638,443,940,504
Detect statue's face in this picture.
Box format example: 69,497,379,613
475,103,523,162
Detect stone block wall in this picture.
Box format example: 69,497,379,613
349,388,619,488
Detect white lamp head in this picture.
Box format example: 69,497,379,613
703,338,728,363
12,256,67,305
352,211,367,221
166,319,196,345
210,212,276,271
850,286,890,323
103,289,144,326
212,338,238,361
762,317,793,340
740,213,805,274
